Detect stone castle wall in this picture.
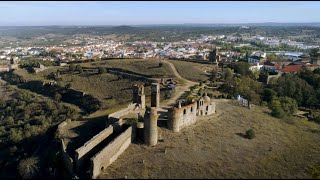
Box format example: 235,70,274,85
75,120,126,171
107,103,137,121
90,126,134,179
168,101,197,132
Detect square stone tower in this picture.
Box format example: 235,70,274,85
151,83,160,108
133,84,145,108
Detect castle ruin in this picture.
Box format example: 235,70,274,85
59,82,216,179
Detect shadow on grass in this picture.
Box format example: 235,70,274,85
148,66,161,69
236,132,248,139
307,128,320,134
65,114,109,157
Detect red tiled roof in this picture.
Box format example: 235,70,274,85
279,65,303,73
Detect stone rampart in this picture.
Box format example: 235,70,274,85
90,126,133,179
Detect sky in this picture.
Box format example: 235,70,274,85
0,1,319,26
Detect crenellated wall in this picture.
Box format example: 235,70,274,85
90,126,134,179
167,101,197,132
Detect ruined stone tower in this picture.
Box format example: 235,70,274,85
144,107,158,146
133,84,145,108
151,83,160,108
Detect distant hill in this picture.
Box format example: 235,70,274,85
181,22,320,27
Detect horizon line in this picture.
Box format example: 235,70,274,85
1,22,320,27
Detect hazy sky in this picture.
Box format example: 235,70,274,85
0,1,319,26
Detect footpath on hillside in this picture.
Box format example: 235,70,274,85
160,60,198,107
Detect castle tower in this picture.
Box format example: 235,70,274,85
144,107,158,146
167,107,181,132
133,84,145,108
151,83,160,108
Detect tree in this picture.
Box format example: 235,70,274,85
262,88,277,103
270,96,297,118
18,157,40,179
251,69,260,80
233,76,262,104
309,48,319,59
313,68,320,75
210,67,218,82
208,49,217,63
76,65,83,74
69,64,76,71
234,62,251,76
270,99,286,118
223,68,233,82
278,96,298,116
98,67,106,74
245,129,255,139
6,116,15,126
245,51,249,62
272,73,318,107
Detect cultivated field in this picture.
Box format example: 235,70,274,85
99,99,320,179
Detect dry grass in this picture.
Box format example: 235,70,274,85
82,59,176,78
13,67,60,82
98,100,320,179
60,73,149,109
169,60,215,82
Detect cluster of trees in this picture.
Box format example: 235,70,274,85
69,64,83,74
0,89,79,144
269,69,320,108
0,88,79,178
260,67,320,120
219,61,263,105
218,61,299,119
266,54,288,61
19,59,54,69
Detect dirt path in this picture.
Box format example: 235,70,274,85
160,60,198,107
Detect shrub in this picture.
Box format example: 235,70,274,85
246,129,255,139
9,128,23,144
0,127,6,136
6,116,15,126
271,104,286,119
307,162,320,179
54,93,62,102
125,118,138,126
18,157,40,179
76,65,83,74
159,62,163,67
269,97,297,119
98,67,106,74
69,64,76,71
